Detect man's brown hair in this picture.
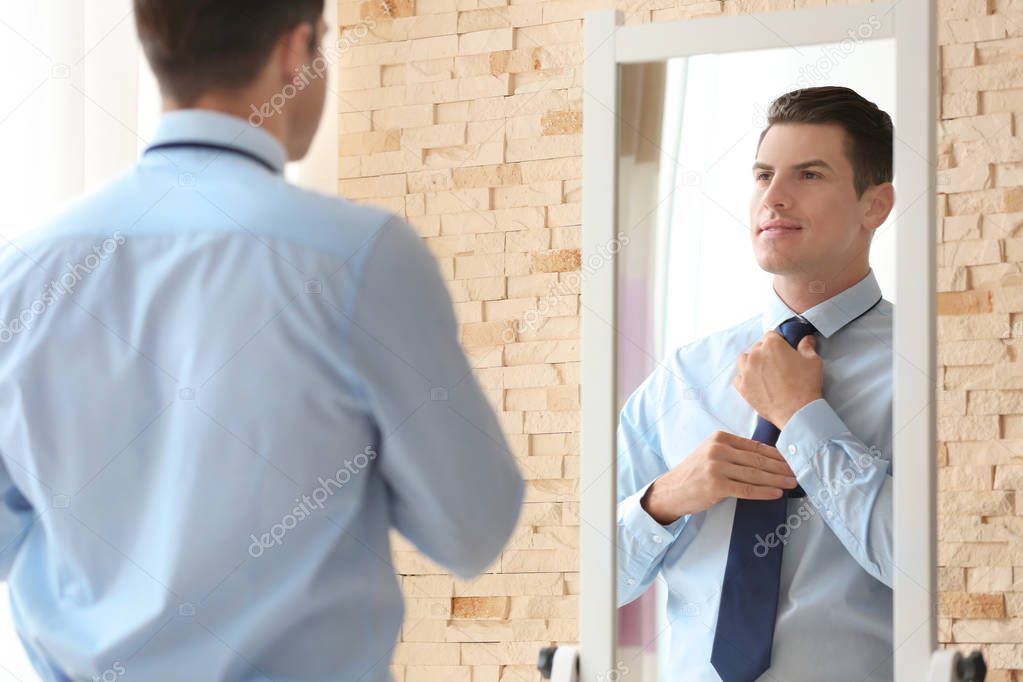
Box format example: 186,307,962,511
134,0,324,106
757,85,893,199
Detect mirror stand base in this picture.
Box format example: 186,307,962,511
536,647,986,681
537,645,579,681
930,650,988,682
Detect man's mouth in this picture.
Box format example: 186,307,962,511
758,220,802,234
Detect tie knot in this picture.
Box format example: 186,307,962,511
777,316,817,348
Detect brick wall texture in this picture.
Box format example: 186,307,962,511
334,0,1023,678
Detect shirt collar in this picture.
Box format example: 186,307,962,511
144,109,287,174
761,268,883,339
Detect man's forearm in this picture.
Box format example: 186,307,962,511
776,398,894,586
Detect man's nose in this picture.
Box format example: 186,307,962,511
762,178,792,209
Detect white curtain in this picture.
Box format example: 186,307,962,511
2,0,140,241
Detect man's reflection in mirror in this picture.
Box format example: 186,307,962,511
617,86,896,682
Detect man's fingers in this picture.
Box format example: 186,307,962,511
720,462,797,490
711,432,797,476
712,430,779,455
733,448,797,477
728,434,790,462
714,438,795,476
727,480,785,501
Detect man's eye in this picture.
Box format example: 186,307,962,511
803,171,820,179
755,173,771,182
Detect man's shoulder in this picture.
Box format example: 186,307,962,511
628,314,762,407
272,182,411,260
18,168,141,245
277,181,400,234
668,313,763,367
14,168,411,268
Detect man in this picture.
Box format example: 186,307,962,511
0,2,523,680
617,86,896,682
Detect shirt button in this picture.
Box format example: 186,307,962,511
652,535,663,544
627,578,636,585
788,444,797,455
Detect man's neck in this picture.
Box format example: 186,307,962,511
163,95,287,150
772,265,870,314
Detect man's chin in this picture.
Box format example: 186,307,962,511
753,250,797,272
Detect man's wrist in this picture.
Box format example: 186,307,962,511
641,478,683,526
776,394,823,430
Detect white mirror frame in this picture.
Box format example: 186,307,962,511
580,2,937,680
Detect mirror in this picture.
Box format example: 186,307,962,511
612,35,903,682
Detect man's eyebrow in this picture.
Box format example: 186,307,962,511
751,159,835,172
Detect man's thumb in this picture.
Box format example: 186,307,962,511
799,335,817,355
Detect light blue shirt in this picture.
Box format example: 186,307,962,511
617,269,893,682
0,110,524,682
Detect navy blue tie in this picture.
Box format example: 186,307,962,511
710,315,816,682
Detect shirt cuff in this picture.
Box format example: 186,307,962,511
618,478,689,558
775,397,849,486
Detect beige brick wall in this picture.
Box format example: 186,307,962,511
336,0,1023,678
940,0,1023,678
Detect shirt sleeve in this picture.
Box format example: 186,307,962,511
0,459,34,581
617,365,689,606
341,215,525,580
775,398,893,587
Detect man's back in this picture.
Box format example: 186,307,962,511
0,110,523,682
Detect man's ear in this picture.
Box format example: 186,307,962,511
863,182,895,231
276,22,316,79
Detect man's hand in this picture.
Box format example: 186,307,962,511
641,431,798,525
733,330,823,429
